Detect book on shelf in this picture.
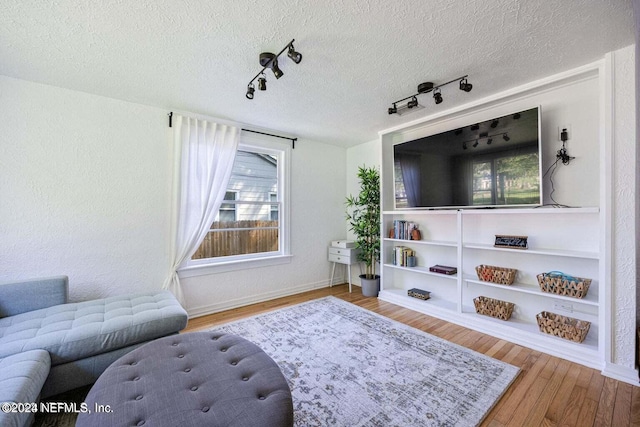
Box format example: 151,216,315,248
393,246,415,267
391,220,420,240
429,264,457,275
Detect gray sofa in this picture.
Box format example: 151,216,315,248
0,276,188,427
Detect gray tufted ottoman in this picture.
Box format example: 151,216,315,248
76,332,293,427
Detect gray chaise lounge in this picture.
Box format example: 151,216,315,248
0,276,188,427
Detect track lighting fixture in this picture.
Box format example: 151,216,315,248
490,120,499,128
473,140,479,148
487,138,493,145
503,133,510,141
287,44,302,64
387,74,472,114
433,89,443,105
459,78,473,92
470,124,479,131
246,83,255,99
246,39,302,99
258,74,267,91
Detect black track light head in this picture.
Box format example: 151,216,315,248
487,138,493,145
407,97,419,109
459,78,472,92
491,120,499,128
503,133,510,141
433,90,443,105
259,52,284,79
271,58,284,79
473,140,479,148
388,104,398,115
287,44,302,64
258,75,267,91
470,124,479,131
246,84,255,100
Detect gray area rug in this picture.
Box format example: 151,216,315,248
211,296,519,427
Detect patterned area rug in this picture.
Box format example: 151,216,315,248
211,296,519,427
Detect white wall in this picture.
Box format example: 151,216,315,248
0,75,348,312
0,75,172,301
610,45,637,371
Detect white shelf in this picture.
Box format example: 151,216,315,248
384,263,458,280
378,290,600,364
463,276,598,306
463,243,599,260
460,206,600,215
379,289,458,313
384,238,457,247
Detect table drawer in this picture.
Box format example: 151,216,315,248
329,247,355,256
328,253,352,264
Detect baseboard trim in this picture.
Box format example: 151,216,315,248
601,362,639,386
187,277,346,318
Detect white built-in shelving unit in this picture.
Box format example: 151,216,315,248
379,207,602,368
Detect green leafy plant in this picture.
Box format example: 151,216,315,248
345,166,381,280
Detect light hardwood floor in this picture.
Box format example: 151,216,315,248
185,284,640,427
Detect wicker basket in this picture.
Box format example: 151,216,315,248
536,271,591,299
475,265,517,285
473,296,515,321
536,311,591,343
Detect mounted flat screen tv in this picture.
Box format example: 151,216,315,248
393,107,542,209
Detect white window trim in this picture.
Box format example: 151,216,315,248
178,134,291,276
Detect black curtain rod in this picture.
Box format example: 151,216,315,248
168,112,296,149
242,129,297,149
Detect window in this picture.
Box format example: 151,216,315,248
218,191,238,222
184,136,291,275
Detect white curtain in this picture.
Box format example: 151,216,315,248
163,114,240,306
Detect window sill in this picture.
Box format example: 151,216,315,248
178,254,293,278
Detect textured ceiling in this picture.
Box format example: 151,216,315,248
0,0,634,147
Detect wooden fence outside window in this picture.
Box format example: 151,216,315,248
192,220,279,259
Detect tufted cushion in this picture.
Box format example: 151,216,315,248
0,291,188,365
76,332,293,427
0,350,50,427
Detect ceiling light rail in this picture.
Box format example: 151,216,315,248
246,39,302,100
388,75,472,115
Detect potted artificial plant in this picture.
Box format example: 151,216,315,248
345,165,381,297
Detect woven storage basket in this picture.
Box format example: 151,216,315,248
536,311,591,343
536,271,591,299
473,296,514,321
475,265,517,285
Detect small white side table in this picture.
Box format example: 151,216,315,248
328,243,360,293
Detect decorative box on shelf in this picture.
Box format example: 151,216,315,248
536,311,591,343
475,265,517,285
494,235,528,249
473,296,515,321
536,271,591,299
408,288,430,300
